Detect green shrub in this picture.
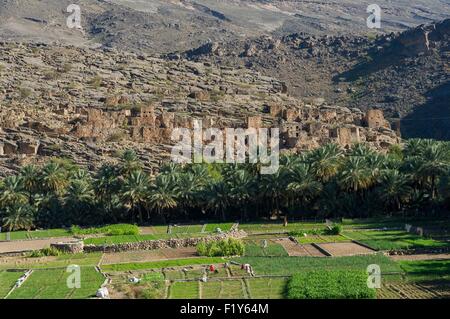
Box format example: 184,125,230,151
104,224,139,236
28,247,63,258
288,228,322,237
325,224,342,235
197,238,245,257
287,270,376,299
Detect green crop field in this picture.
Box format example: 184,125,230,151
204,223,234,233
201,280,247,299
234,254,402,276
101,257,226,272
247,278,287,299
166,278,287,299
399,260,450,282
169,281,199,299
0,229,71,241
239,221,324,234
342,230,449,251
287,270,376,299
341,218,409,230
7,267,104,299
84,232,207,245
244,240,288,257
0,253,102,271
171,224,204,234
0,270,22,298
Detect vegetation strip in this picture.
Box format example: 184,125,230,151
101,257,226,272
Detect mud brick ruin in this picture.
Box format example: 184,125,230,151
0,42,401,175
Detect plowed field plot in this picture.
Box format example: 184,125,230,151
0,270,23,298
378,282,448,299
101,247,197,265
276,238,325,257
296,235,349,244
7,267,104,299
318,242,376,257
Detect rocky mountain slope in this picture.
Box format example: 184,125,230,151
177,19,450,139
1,0,449,52
0,42,399,176
1,1,447,139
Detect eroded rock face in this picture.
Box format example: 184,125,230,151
396,26,431,56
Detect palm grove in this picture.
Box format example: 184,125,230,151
0,139,449,231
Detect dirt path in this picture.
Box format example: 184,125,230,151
389,253,450,261
0,237,77,254
276,238,325,257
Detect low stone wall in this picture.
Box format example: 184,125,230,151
50,241,84,254
387,246,450,256
83,230,247,253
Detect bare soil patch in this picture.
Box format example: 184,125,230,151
318,242,376,257
276,238,325,257
0,237,76,254
101,247,198,265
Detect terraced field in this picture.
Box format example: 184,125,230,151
342,230,449,251
378,282,447,299
168,278,287,299
239,221,324,234
296,235,349,244
7,267,104,299
0,270,22,298
0,253,102,270
0,229,71,241
244,240,288,257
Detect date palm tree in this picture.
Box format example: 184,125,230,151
64,180,95,223
416,142,450,199
308,144,343,182
94,165,121,221
119,149,143,177
0,176,27,208
147,174,178,223
226,169,255,221
121,170,149,223
2,204,34,231
338,157,375,193
20,165,39,202
40,162,69,196
204,181,230,221
376,170,412,213
287,163,322,211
